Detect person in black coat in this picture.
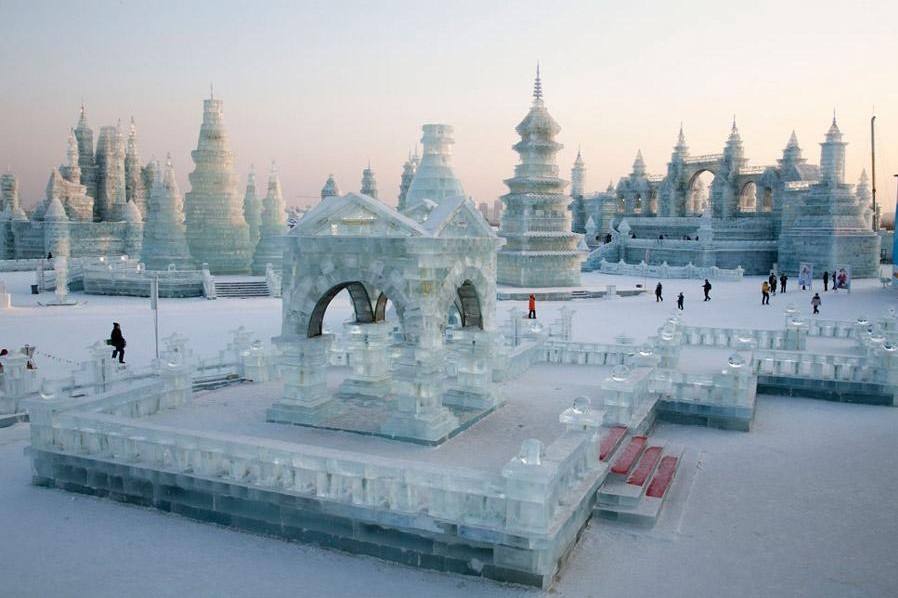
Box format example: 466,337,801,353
702,279,712,301
655,282,663,302
780,273,788,294
109,322,126,364
823,270,829,291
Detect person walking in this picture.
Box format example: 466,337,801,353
677,292,684,311
768,272,777,295
780,273,788,294
761,281,770,305
811,293,821,314
527,293,536,319
109,322,126,364
655,282,663,303
831,271,838,293
702,279,712,301
823,270,829,291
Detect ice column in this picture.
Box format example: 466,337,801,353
268,334,336,424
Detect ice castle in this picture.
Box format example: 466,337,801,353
575,116,880,277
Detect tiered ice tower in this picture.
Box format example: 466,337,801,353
184,94,253,274
402,124,465,210
141,156,193,270
252,162,287,274
497,67,583,287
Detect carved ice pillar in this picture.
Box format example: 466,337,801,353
381,313,458,443
443,328,501,410
266,334,335,425
158,352,193,410
338,321,392,399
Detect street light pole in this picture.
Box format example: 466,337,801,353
871,115,878,231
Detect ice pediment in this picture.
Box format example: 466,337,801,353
420,194,497,239
293,192,426,238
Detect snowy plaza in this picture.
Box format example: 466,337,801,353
3,267,898,595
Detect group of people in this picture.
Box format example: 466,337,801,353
821,269,850,292
761,272,789,305
654,279,713,311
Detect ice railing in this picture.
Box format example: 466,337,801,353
596,259,745,281
27,384,605,536
751,350,882,382
583,238,620,270
0,257,56,272
1,326,282,412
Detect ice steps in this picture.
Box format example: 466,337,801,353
214,281,271,298
594,437,684,527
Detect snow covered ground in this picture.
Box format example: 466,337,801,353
2,270,898,596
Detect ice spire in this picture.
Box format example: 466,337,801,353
321,174,340,200
243,164,262,248
571,147,586,199
360,161,378,199
632,150,646,177
672,122,689,160
819,114,847,185
533,62,543,104
780,130,804,165
397,150,417,211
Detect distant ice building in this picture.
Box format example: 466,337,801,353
578,117,880,277
0,106,145,260
497,67,583,287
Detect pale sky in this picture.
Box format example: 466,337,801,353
1,0,897,213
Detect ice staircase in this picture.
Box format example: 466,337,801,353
594,427,683,526
214,280,271,298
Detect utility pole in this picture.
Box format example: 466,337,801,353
871,114,878,231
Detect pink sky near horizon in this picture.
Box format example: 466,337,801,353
1,0,897,214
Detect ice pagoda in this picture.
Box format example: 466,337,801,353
184,93,253,274
497,67,583,287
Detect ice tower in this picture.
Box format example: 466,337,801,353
252,162,287,274
402,124,465,210
141,156,193,270
184,94,253,273
497,67,583,287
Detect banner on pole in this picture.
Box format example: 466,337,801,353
834,265,851,292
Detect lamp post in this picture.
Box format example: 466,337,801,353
871,115,878,231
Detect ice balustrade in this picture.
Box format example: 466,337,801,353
27,386,604,537
595,258,744,281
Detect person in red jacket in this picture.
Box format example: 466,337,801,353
527,293,537,319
